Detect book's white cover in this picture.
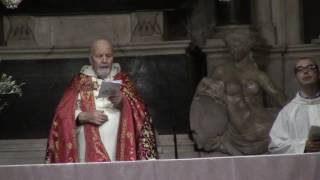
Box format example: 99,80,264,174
97,80,122,98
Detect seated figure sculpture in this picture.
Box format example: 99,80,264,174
190,31,287,155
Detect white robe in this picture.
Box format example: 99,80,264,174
269,93,320,154
75,64,121,162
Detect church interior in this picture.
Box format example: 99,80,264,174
0,0,320,179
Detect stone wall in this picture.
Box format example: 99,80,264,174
2,11,164,47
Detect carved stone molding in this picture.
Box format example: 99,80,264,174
5,16,37,46
0,40,190,60
131,11,163,42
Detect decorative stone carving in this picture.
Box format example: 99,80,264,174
190,29,287,155
3,14,132,47
131,11,163,42
190,78,228,150
5,16,37,46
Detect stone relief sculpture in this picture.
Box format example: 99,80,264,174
5,16,37,46
190,30,287,155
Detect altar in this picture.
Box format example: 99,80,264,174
0,153,319,180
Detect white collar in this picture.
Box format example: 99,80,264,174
293,92,320,105
298,90,320,99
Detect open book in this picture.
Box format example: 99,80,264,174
97,80,122,98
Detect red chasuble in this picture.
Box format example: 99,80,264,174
45,72,158,163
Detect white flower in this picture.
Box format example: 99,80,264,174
1,0,22,9
0,73,25,111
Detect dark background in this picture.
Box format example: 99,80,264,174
0,0,187,15
303,0,320,43
0,0,318,43
0,54,200,139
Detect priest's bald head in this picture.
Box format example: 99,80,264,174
89,39,114,79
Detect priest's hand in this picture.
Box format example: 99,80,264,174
109,94,123,109
77,110,108,126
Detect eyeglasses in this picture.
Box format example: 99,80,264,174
294,64,319,74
